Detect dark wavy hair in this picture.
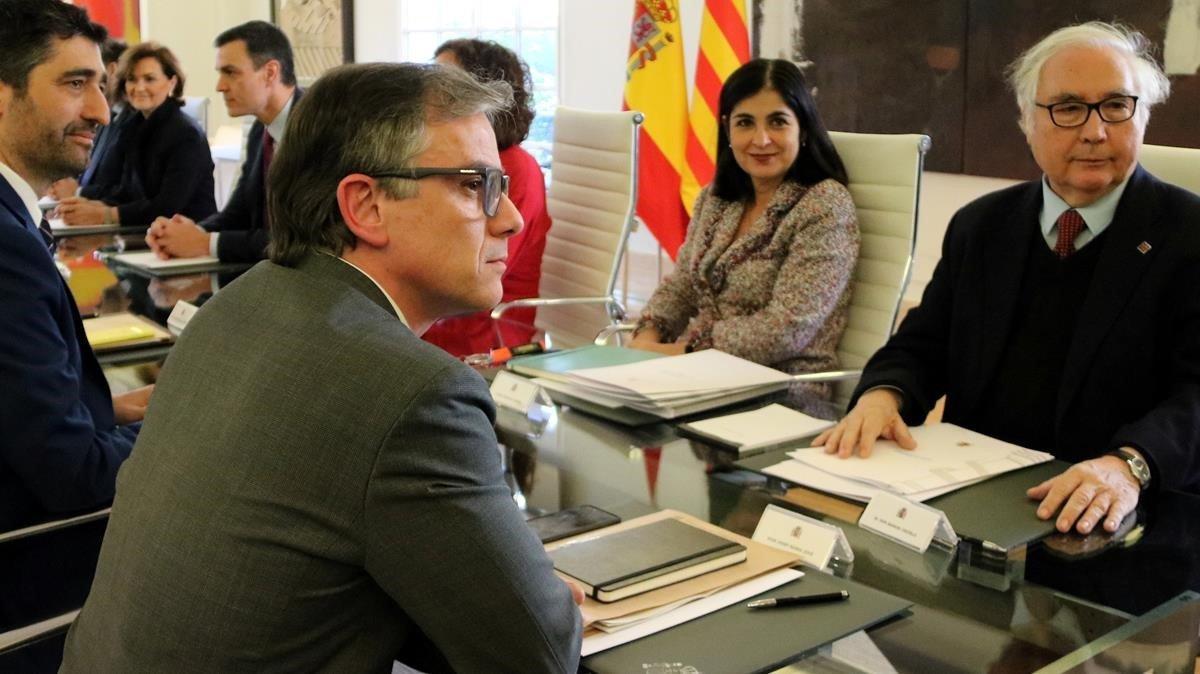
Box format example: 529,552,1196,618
117,41,186,102
0,0,106,93
712,59,847,202
434,38,534,149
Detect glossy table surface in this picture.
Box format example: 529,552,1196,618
70,235,1200,672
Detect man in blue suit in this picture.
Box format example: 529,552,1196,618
0,0,150,531
145,21,300,263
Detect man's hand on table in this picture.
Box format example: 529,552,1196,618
1027,454,1140,534
812,388,916,458
146,215,211,259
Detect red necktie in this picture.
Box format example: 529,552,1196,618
1054,209,1085,259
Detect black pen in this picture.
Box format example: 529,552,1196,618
747,590,849,609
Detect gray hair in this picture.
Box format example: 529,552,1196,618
1006,21,1170,134
268,62,512,266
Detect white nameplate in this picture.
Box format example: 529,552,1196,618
859,492,958,553
752,504,854,569
166,301,199,336
490,370,546,415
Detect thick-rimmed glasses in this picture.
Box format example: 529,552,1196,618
1035,95,1139,128
369,167,510,217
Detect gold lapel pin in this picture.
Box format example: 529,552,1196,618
1137,241,1152,254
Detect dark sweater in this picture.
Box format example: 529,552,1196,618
977,226,1107,453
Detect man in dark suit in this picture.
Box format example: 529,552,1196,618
145,20,299,263
817,22,1200,535
0,0,151,531
0,3,151,669
62,62,582,672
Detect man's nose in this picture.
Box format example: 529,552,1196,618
490,193,523,239
1078,108,1108,142
85,81,110,126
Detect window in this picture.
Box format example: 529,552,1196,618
399,0,559,167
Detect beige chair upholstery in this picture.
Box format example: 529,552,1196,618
491,107,643,349
181,96,210,136
1139,143,1200,196
597,132,929,412
797,131,930,410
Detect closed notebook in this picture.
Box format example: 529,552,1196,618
550,518,747,603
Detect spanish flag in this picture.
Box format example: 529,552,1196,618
681,0,750,216
75,0,141,42
624,0,689,259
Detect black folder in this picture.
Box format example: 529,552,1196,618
581,569,911,674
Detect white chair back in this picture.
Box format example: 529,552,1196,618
181,96,210,135
1139,143,1200,196
529,107,643,348
827,131,930,410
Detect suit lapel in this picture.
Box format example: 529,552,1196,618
1057,167,1163,418
970,183,1040,405
0,175,35,231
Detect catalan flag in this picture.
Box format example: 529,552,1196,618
624,0,689,259
75,0,141,42
681,0,750,216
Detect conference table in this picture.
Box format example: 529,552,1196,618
68,234,1200,673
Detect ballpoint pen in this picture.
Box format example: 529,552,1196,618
746,590,849,609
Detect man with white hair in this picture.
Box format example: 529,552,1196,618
817,21,1200,534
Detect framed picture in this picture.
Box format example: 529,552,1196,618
271,0,354,86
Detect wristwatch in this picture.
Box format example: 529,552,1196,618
1110,447,1151,491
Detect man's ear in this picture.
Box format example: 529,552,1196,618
336,174,389,248
263,59,281,86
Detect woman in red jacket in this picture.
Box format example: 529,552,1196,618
422,39,552,357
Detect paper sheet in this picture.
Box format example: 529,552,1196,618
684,403,835,451
110,251,220,269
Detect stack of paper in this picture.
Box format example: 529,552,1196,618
763,423,1054,502
543,510,801,656
533,350,792,419
678,403,835,454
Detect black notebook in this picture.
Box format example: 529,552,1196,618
550,518,747,603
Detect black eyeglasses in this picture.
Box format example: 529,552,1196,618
368,167,510,217
1035,95,1139,128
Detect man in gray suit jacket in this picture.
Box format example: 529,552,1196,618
62,62,582,672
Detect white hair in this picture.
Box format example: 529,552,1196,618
1006,21,1171,134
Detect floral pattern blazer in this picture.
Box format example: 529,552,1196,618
636,178,860,416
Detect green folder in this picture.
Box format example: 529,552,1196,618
582,570,911,673
507,345,664,382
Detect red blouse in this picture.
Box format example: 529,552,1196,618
422,144,552,357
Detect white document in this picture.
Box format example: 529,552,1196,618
684,403,834,452
111,251,220,270
48,218,120,236
797,423,1052,496
762,457,987,503
580,568,802,656
568,349,792,398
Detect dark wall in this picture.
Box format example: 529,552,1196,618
777,0,1200,180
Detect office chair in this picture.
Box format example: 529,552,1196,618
180,96,210,136
490,106,644,349
1139,143,1200,196
0,508,110,670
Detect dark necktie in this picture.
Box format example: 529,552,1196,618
262,132,275,229
38,217,57,253
1054,209,1085,259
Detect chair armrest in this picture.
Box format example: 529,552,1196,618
490,296,626,322
0,508,111,545
593,322,638,346
0,610,80,655
790,369,863,384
